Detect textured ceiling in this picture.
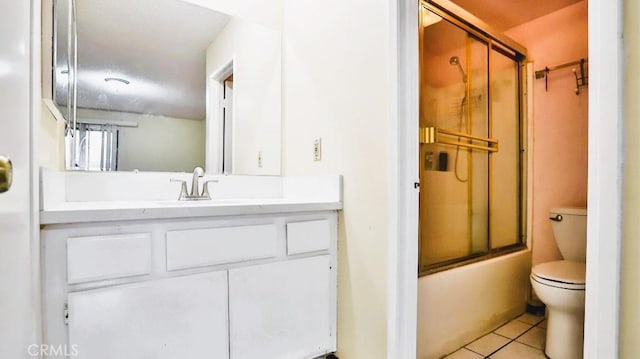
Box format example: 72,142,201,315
55,0,230,120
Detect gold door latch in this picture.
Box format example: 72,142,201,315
0,156,13,193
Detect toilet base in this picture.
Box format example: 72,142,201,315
545,308,585,359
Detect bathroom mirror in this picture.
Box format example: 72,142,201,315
52,0,282,175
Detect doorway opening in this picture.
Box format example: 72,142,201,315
418,1,527,274
207,59,235,174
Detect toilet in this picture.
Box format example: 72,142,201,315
530,207,587,359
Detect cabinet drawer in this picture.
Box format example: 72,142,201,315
67,233,152,284
166,224,278,271
286,219,331,255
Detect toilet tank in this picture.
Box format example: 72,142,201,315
550,207,587,262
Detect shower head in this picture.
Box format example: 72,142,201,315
449,56,467,83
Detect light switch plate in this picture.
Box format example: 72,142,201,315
313,138,322,161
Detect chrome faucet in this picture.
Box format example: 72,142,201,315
190,167,204,196
171,167,217,200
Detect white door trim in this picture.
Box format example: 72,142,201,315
387,0,419,358
206,57,235,174
584,0,623,357
389,0,624,358
31,0,43,348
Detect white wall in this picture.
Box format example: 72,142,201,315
181,0,282,30
281,0,391,357
40,0,65,171
39,101,65,170
77,109,205,172
206,18,281,175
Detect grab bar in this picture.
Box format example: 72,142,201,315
420,126,499,153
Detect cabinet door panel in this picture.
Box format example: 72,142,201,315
229,256,332,359
68,272,228,359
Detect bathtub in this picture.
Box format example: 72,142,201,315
416,249,532,359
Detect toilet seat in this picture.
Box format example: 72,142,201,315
531,260,585,290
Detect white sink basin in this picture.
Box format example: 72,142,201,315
154,198,256,206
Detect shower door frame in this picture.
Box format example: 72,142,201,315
418,0,528,274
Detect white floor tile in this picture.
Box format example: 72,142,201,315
516,326,546,349
489,341,546,359
445,348,484,359
517,313,545,325
465,333,510,356
494,319,532,339
537,319,547,329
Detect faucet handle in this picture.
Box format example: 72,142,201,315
201,180,219,199
170,178,189,200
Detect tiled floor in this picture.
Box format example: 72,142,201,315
444,313,547,359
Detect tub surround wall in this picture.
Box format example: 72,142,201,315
505,1,588,266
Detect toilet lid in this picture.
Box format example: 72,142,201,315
532,260,586,285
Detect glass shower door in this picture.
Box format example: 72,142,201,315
419,13,490,267
490,47,521,248
418,3,523,272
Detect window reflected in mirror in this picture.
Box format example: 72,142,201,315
50,0,282,174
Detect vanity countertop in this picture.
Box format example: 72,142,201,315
39,171,343,225
40,198,342,225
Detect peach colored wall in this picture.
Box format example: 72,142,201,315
505,1,588,266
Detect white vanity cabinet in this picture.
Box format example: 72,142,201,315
41,212,338,359
229,256,333,359
68,272,230,359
